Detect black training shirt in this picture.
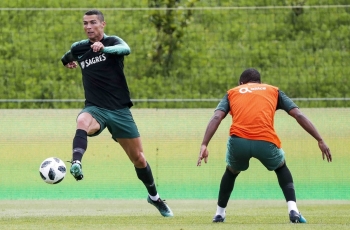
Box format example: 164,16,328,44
61,34,133,110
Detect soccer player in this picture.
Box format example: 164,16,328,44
197,68,332,223
61,9,173,217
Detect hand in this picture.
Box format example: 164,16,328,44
197,145,209,166
65,62,77,69
318,140,332,162
91,42,104,52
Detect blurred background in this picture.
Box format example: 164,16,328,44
0,0,349,200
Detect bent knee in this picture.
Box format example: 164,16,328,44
77,113,93,127
227,166,241,174
274,160,286,171
77,113,100,133
130,152,147,168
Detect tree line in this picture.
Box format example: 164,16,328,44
1,0,349,108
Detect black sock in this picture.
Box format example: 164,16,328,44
274,163,296,202
217,168,240,208
72,129,87,162
135,162,157,196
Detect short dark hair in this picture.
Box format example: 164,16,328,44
239,68,261,84
85,9,104,22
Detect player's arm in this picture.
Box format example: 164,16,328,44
289,108,332,162
201,110,227,147
197,94,229,166
61,50,77,69
101,36,131,55
277,90,332,162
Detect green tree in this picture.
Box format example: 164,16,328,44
147,0,200,77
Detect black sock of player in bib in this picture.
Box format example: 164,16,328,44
72,129,87,162
274,163,296,202
217,168,240,208
135,162,157,196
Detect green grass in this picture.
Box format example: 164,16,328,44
0,108,349,199
0,109,349,228
0,200,350,229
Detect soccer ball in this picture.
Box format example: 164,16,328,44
39,157,66,184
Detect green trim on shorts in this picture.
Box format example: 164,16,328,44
79,106,140,140
226,136,285,171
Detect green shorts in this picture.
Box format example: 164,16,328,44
79,106,140,140
226,136,285,171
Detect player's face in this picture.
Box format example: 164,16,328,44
83,15,106,42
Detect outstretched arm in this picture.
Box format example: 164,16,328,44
289,108,332,162
197,110,226,166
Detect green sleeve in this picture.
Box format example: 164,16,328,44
215,94,230,115
276,90,298,113
103,36,131,56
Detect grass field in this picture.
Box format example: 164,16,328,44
0,108,349,199
0,108,349,228
1,200,350,229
